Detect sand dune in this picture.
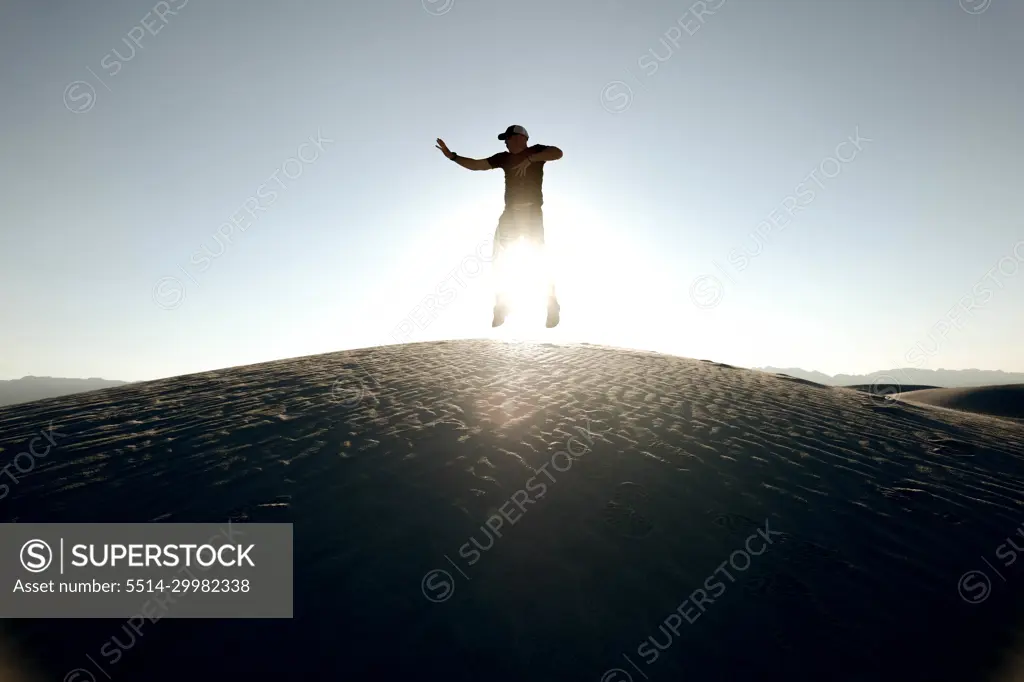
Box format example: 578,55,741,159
1,340,1023,681
896,384,1024,423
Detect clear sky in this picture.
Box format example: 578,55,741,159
2,0,1021,382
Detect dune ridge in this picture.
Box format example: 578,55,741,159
896,384,1024,423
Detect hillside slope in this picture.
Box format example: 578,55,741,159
1,340,1023,682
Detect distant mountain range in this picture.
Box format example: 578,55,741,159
0,376,129,408
757,367,1024,389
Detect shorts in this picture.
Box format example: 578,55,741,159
493,204,544,259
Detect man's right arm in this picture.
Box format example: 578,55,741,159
450,155,494,171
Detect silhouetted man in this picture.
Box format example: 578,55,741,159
436,125,563,328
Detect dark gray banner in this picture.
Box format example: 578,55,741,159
2,523,292,618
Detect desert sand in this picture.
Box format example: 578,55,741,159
895,385,1024,424
1,340,1023,681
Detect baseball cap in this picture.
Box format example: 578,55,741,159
498,124,529,140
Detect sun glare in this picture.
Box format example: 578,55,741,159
496,236,551,330
434,193,679,348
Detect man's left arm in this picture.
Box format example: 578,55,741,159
529,145,563,162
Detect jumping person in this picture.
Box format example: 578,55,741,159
435,125,563,328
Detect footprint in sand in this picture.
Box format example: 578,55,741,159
707,510,762,536
610,481,648,507
601,481,655,539
926,436,975,457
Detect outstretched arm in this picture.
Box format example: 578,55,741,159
436,138,495,171
451,155,493,171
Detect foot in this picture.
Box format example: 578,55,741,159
545,299,560,328
492,303,508,328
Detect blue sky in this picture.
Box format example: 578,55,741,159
1,0,1021,382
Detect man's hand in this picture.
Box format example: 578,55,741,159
511,156,533,177
436,138,453,159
